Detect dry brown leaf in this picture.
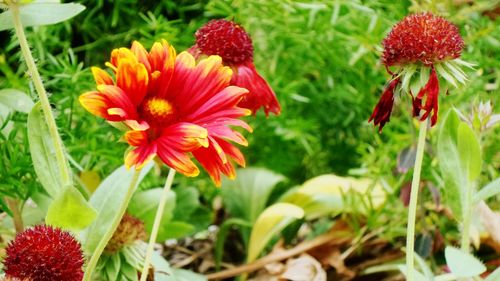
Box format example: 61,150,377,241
280,254,326,281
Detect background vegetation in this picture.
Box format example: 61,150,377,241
0,0,498,279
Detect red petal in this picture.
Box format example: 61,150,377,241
232,62,281,116
369,78,399,132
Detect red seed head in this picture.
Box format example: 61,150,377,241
195,19,254,65
3,225,84,281
382,13,464,66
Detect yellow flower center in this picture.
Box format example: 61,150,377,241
140,97,176,125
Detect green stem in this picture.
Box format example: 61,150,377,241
83,169,142,281
406,119,428,281
9,1,72,188
140,168,176,281
461,181,474,253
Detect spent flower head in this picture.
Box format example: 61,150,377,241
370,12,472,131
104,213,147,254
3,225,84,281
80,40,252,185
191,19,281,116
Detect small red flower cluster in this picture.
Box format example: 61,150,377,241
3,225,84,281
191,19,281,116
370,13,465,131
195,19,254,65
382,13,464,66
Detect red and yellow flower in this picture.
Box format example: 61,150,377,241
370,13,471,131
80,40,252,185
190,19,281,116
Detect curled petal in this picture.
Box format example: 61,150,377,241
131,41,151,72
124,130,148,146
416,67,440,126
109,47,137,70
125,144,157,169
156,146,200,177
96,85,138,119
92,67,113,85
79,91,115,120
232,62,281,116
116,59,149,106
369,77,400,132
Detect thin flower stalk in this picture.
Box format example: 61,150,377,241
139,168,176,281
8,1,72,188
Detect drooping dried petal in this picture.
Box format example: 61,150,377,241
369,78,400,132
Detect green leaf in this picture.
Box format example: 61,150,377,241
0,2,85,31
444,246,486,277
457,123,482,182
128,187,176,242
221,168,285,223
172,187,200,221
247,203,304,262
0,89,34,113
104,254,121,281
80,163,153,254
161,221,195,239
437,109,466,219
171,268,207,281
28,102,68,197
46,187,97,231
148,243,177,281
474,178,500,203
280,174,385,218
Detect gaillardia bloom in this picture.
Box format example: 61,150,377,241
369,13,472,131
80,40,252,185
190,19,281,116
3,225,84,281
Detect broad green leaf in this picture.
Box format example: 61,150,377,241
437,109,465,219
128,187,176,242
444,246,486,277
281,174,385,218
457,123,482,181
172,187,200,221
221,168,285,223
161,221,195,239
28,102,69,197
0,2,85,31
474,178,500,203
247,203,304,262
171,268,207,281
145,242,177,281
215,218,252,269
46,187,97,231
0,89,34,113
80,163,153,254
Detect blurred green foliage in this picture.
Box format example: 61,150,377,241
0,0,498,249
